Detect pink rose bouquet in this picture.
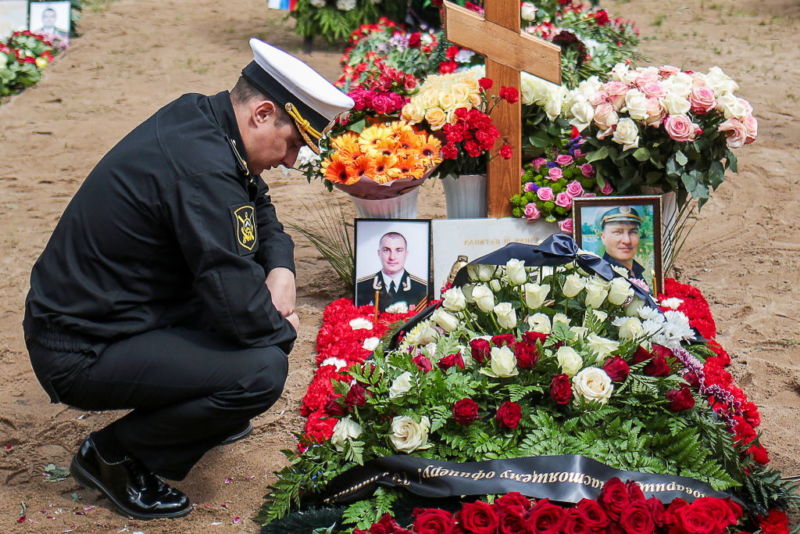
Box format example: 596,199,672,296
563,63,757,205
510,137,612,228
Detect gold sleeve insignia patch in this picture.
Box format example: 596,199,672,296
231,203,257,255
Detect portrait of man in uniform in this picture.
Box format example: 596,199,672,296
29,1,71,45
354,220,430,313
573,196,663,294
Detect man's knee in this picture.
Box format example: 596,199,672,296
232,346,288,411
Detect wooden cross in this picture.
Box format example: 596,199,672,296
443,1,562,217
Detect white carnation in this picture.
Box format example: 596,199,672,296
320,357,348,370
385,301,409,314
349,318,373,330
362,337,380,351
659,297,683,310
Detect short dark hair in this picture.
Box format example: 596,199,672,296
231,76,290,126
379,232,407,248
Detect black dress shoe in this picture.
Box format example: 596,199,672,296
70,436,192,520
219,423,254,446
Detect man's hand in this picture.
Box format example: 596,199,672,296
285,312,300,332
266,267,296,318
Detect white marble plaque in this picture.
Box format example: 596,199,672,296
431,218,559,298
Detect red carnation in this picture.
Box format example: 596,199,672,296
457,501,498,534
324,395,347,416
496,401,523,429
747,443,770,464
666,386,695,411
499,86,520,104
524,331,549,344
413,354,433,373
344,383,367,407
526,499,564,534
440,60,458,74
408,32,422,48
759,509,790,534
479,77,493,90
413,507,456,534
492,334,516,347
602,356,631,382
514,342,539,369
453,398,480,425
499,144,513,159
442,142,459,160
470,338,492,364
550,374,572,405
619,501,655,534
446,45,460,60
599,478,630,521
439,352,465,371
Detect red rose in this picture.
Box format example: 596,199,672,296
514,342,539,369
413,354,433,373
550,374,572,405
408,32,422,48
673,500,719,534
645,498,666,528
599,478,630,521
747,443,770,464
664,498,688,527
496,401,523,429
495,492,531,511
413,508,456,534
440,60,458,74
439,352,465,371
368,513,407,534
602,356,631,382
523,331,549,344
453,398,480,425
619,501,655,534
576,498,610,530
526,499,564,534
479,77,493,90
324,394,347,416
498,506,528,534
632,346,652,364
499,86,520,103
759,509,790,534
626,481,646,503
457,501,498,534
492,334,517,347
470,338,492,364
499,144,513,159
344,383,367,407
562,508,591,534
594,9,610,25
690,497,741,531
666,386,695,411
644,354,671,377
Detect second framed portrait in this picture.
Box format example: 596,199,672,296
573,195,663,295
354,219,431,313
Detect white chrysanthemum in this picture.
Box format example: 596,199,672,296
654,311,695,348
402,320,439,348
638,305,662,321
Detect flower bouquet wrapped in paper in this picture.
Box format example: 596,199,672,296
562,63,757,205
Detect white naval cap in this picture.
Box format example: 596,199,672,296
242,38,354,153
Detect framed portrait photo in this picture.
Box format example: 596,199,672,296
28,0,70,44
0,1,29,40
354,219,431,313
573,195,663,295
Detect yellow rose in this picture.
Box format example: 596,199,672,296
468,93,483,109
438,92,456,112
450,83,472,107
425,107,447,130
402,103,424,123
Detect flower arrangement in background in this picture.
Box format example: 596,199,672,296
289,0,407,44
510,137,612,232
0,31,58,97
319,120,442,194
401,71,514,176
260,256,796,530
563,64,758,206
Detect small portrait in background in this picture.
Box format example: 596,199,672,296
354,219,431,313
573,195,663,294
29,1,71,46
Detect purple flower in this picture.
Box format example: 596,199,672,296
546,161,558,168
524,182,536,192
531,157,547,169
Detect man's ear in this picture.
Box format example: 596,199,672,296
253,99,277,125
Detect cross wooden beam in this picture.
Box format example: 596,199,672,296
443,1,562,217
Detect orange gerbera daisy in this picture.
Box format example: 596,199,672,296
419,134,442,160
322,156,358,185
330,132,362,159
350,155,378,181
395,126,423,151
358,124,393,154
386,154,425,180
371,153,398,183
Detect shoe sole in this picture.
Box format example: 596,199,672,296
219,423,254,446
70,457,192,520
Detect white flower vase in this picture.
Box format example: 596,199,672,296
441,173,487,219
348,187,421,219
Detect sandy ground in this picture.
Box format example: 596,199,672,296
0,0,797,531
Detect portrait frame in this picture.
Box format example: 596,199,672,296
573,195,663,295
353,218,432,313
28,0,70,42
0,0,29,41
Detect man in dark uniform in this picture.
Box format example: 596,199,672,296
356,231,428,312
598,206,650,290
22,38,353,520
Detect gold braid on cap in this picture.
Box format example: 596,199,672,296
285,102,323,154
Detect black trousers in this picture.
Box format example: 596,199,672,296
27,327,288,480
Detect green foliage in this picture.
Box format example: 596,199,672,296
291,0,406,45
0,32,61,97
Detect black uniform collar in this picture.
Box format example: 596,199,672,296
208,91,250,177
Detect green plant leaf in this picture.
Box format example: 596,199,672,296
675,151,688,166
632,147,650,162
585,146,609,163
